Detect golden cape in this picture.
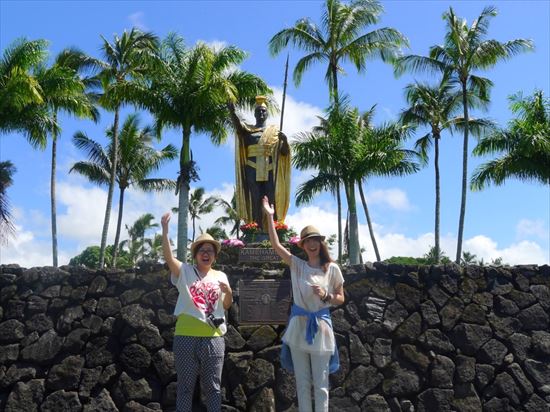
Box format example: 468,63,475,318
235,123,291,227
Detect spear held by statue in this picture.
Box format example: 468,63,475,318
274,54,289,195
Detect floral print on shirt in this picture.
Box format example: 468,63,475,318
189,280,220,314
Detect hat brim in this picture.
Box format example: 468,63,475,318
298,234,325,248
191,239,221,256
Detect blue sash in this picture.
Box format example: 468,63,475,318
280,303,340,374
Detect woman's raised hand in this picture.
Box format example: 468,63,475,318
161,212,171,234
262,196,275,216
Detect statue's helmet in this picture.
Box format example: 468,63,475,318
255,95,268,108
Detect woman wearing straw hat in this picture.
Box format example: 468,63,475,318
161,212,232,411
262,196,344,412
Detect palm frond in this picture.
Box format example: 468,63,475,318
295,172,340,205
394,54,443,77
69,161,110,185
136,178,177,192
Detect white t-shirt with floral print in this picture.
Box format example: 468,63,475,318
171,263,228,335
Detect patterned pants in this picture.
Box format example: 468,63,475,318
173,335,225,412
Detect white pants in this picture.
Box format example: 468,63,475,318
290,346,332,412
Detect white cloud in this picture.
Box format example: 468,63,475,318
199,39,228,52
366,188,412,211
516,218,548,240
0,222,73,267
463,235,547,265
285,206,548,265
206,182,234,202
57,183,109,244
285,205,442,260
128,12,147,30
286,205,340,240
271,87,323,140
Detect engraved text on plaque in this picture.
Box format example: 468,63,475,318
238,279,292,324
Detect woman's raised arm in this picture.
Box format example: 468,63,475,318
262,196,292,265
161,212,182,276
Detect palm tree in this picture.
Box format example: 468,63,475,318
395,6,533,263
145,33,270,261
147,233,165,262
0,38,54,145
95,28,159,268
461,251,477,266
293,114,345,262
36,48,99,267
355,112,419,261
325,103,364,264
121,213,159,265
0,161,16,244
312,115,346,263
424,245,451,264
400,80,462,263
214,191,242,239
206,225,228,241
295,100,419,264
296,172,344,262
294,102,368,264
490,257,504,266
472,90,550,189
188,187,219,240
269,0,407,103
71,113,177,267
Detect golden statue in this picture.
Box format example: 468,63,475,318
228,96,291,229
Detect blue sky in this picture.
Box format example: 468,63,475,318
1,0,549,266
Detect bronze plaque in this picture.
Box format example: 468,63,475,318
239,248,282,263
238,279,292,324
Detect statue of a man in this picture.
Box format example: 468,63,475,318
228,96,291,229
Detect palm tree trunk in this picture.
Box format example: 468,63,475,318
50,119,58,267
331,64,339,104
344,211,349,258
176,127,191,261
111,187,125,268
358,182,381,262
99,107,120,268
434,133,441,264
141,234,145,262
336,183,342,263
192,216,196,241
456,82,469,263
344,180,360,265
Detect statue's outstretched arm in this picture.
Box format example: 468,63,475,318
227,102,246,135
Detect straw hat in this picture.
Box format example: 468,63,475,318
298,225,326,247
190,233,221,257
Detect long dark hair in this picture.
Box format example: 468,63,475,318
319,240,334,273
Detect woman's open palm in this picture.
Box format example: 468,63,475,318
262,196,275,216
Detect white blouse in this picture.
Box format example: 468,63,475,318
282,255,344,354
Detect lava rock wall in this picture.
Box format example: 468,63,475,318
0,262,549,411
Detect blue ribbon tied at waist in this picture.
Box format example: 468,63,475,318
280,303,340,374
